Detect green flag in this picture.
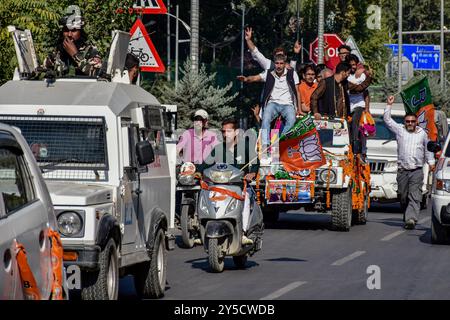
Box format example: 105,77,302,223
400,77,433,114
280,114,316,141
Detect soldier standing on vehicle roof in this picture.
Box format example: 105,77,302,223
384,96,436,230
44,7,102,77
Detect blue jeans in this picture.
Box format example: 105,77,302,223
261,102,297,147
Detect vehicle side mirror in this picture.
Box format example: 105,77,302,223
136,140,155,166
427,141,442,153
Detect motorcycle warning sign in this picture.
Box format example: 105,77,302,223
129,19,165,73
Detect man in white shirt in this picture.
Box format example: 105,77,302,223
237,54,300,156
384,96,436,229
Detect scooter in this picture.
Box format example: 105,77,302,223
197,163,264,272
176,162,201,248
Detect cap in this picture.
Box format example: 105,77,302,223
194,109,209,120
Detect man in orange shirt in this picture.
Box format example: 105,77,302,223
297,64,318,114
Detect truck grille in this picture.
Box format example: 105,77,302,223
369,161,386,173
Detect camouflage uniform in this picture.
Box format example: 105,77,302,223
44,42,102,77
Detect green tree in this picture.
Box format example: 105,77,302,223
154,59,238,129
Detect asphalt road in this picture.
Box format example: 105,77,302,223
116,202,450,300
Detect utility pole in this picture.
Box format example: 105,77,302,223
398,0,403,91
318,0,324,64
190,0,199,73
175,5,179,90
167,0,171,81
240,4,245,90
440,0,445,91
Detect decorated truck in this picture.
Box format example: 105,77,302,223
255,115,370,231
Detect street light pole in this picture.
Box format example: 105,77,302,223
440,0,445,91
175,4,179,90
240,4,245,90
190,0,199,73
398,0,403,91
167,0,171,81
318,0,324,64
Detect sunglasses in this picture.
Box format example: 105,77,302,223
405,120,416,124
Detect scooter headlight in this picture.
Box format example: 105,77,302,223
178,174,196,185
199,195,209,213
225,198,239,214
210,170,233,183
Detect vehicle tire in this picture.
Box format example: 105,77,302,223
262,206,279,224
233,255,248,269
81,238,119,300
353,197,368,225
180,204,195,248
420,194,428,210
134,229,167,299
331,188,352,231
208,238,224,273
431,213,449,244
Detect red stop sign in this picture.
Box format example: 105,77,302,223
309,34,345,69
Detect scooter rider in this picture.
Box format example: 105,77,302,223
198,118,259,245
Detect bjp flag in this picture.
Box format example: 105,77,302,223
400,77,438,141
279,115,326,173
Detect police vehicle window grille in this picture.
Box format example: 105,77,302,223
42,170,107,181
0,115,108,171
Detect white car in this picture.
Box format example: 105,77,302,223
0,123,65,300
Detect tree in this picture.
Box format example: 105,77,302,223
153,59,238,129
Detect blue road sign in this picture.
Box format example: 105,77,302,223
385,44,441,71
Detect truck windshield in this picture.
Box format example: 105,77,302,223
368,115,403,140
0,116,107,171
314,120,349,147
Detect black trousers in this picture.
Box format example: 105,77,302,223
350,107,366,155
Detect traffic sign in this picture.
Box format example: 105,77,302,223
309,33,345,69
345,35,365,63
133,0,167,14
129,19,165,73
385,44,441,71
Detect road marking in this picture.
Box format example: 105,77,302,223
418,217,431,225
260,281,307,300
331,251,366,266
380,230,405,241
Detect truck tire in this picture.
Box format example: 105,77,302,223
262,206,279,224
208,238,224,273
134,228,167,299
81,238,119,300
431,213,449,244
331,188,352,231
353,197,368,225
233,255,248,269
180,204,195,248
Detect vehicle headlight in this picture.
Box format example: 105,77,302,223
384,161,398,172
318,169,337,184
436,179,450,193
178,174,196,185
225,198,239,214
57,211,83,237
210,170,233,183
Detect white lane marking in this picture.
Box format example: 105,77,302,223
380,230,405,241
260,281,307,300
331,251,366,266
418,217,431,225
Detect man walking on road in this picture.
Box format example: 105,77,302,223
384,96,436,229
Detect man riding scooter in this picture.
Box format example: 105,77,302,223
198,118,260,245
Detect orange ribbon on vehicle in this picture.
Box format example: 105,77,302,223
200,180,246,201
15,228,65,300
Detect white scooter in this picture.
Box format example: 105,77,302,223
197,163,264,272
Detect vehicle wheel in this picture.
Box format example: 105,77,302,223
180,204,195,248
331,188,352,231
233,255,248,269
134,229,167,299
262,207,279,223
431,213,449,244
81,238,119,300
420,194,428,210
353,197,368,225
208,238,224,273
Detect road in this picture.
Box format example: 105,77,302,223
116,202,450,300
